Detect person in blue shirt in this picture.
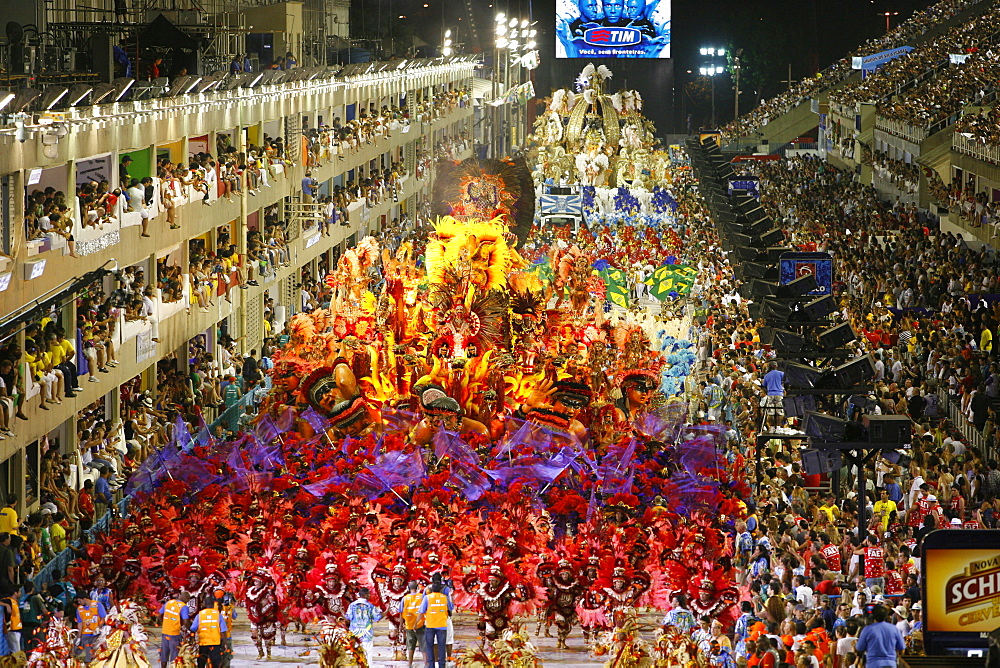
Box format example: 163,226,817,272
761,362,785,428
884,474,904,505
345,587,382,666
94,469,113,516
855,604,905,667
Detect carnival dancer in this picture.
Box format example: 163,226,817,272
346,586,382,666
462,563,533,641
371,561,412,658
244,569,279,660
537,556,585,649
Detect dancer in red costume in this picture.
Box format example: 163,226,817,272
244,569,280,660
462,563,534,641
537,556,586,649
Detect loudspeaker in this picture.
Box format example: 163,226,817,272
743,218,774,237
803,411,848,441
782,362,825,389
760,298,793,320
802,295,836,320
768,328,810,353
744,206,768,223
783,394,817,417
777,273,819,298
801,449,843,475
863,414,912,444
830,355,876,389
759,229,785,247
91,34,115,83
742,261,776,280
749,279,780,298
818,322,856,351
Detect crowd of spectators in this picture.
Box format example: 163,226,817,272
876,48,1000,129
955,104,1000,144
863,147,920,196
662,152,1000,663
721,0,985,139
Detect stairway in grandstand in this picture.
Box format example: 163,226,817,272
746,0,998,148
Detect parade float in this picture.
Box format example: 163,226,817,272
529,63,684,228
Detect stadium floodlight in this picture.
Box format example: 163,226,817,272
90,83,116,104
495,12,505,22
508,18,517,27
39,85,68,110
520,19,528,28
110,77,135,101
0,90,14,113
717,48,726,56
445,29,451,38
496,37,508,48
66,84,93,107
9,88,42,113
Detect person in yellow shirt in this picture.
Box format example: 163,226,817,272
49,512,67,553
872,488,897,534
0,495,18,537
401,581,425,668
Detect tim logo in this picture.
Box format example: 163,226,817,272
584,27,640,46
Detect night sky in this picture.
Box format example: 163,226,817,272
357,0,934,133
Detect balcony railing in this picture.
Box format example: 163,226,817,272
953,132,1000,165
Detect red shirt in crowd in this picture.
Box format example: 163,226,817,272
863,546,885,579
821,544,842,572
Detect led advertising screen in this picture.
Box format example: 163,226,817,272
556,0,671,59
922,530,1000,655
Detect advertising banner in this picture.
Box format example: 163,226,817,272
851,45,913,71
727,176,760,198
556,0,671,59
925,547,1000,633
922,530,1000,654
779,252,833,296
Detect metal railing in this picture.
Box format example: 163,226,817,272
953,127,1000,166
938,385,995,462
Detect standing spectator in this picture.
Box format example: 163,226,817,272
119,155,132,188
241,350,260,389
0,534,15,591
419,583,452,668
346,587,382,666
855,604,904,668
0,497,17,537
762,362,785,428
148,57,163,81
301,171,318,204
18,582,46,652
94,468,113,518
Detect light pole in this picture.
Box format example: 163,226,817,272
699,46,726,129
732,48,743,123
880,11,899,32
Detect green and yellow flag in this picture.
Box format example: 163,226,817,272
600,267,630,308
645,264,698,299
